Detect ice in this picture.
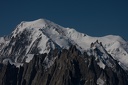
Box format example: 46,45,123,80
0,18,128,70
25,54,34,63
97,60,106,69
0,37,5,43
3,58,23,67
97,78,105,85
43,56,57,69
10,19,128,70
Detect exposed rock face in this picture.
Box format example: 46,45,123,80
0,46,128,85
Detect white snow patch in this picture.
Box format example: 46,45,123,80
3,59,23,68
97,78,105,85
43,56,57,69
97,60,106,69
37,34,49,54
25,54,34,63
0,37,5,43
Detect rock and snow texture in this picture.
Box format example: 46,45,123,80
0,18,128,70
90,41,116,70
25,54,34,63
0,37,5,51
97,78,105,85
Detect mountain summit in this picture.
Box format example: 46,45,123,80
0,18,128,85
0,19,128,69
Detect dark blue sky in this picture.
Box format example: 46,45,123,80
0,0,128,40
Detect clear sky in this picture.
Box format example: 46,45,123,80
0,0,128,40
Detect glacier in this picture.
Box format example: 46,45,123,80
0,18,128,70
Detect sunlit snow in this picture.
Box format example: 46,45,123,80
0,18,128,70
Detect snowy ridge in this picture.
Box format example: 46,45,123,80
0,37,5,51
0,18,128,70
90,40,116,69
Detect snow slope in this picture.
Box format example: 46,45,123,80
0,18,128,70
90,40,117,70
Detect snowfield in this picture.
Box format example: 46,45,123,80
0,18,128,70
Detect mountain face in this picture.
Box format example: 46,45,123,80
0,45,128,85
0,19,128,85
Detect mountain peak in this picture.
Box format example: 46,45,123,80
11,18,62,38
21,18,52,28
0,18,128,85
0,18,128,71
20,18,49,27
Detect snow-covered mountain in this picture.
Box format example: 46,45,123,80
0,18,128,85
0,18,128,71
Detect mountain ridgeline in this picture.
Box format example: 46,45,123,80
0,19,128,85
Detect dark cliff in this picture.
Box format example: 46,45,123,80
0,46,128,85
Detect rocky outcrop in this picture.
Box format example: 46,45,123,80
0,46,128,85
